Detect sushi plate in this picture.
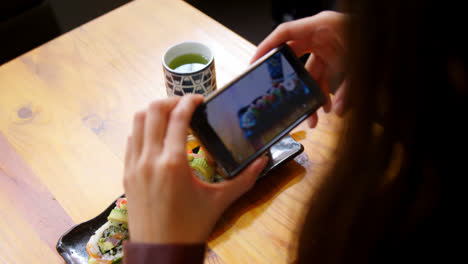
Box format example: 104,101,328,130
56,135,303,263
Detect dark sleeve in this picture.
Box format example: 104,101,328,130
123,241,205,264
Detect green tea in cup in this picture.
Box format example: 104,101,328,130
168,53,209,73
162,41,217,96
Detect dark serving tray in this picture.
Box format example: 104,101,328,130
56,135,303,263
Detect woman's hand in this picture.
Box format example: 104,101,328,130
124,95,268,244
251,11,348,127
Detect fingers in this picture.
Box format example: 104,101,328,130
307,113,319,128
333,80,347,116
286,40,315,58
142,97,180,155
165,95,204,155
320,70,333,113
305,54,332,113
252,19,307,63
252,17,320,63
131,111,146,160
123,136,133,191
125,136,132,169
251,11,345,64
218,155,269,203
305,53,325,83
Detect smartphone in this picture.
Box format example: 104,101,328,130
190,44,326,178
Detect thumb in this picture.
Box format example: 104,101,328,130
305,54,332,113
218,155,269,204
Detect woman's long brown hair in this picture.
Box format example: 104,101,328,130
297,0,466,263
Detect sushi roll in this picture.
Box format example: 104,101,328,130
254,98,268,111
249,103,262,114
87,198,129,264
188,148,225,183
263,93,276,106
282,78,296,92
189,148,215,182
272,85,283,97
272,85,286,102
241,107,258,129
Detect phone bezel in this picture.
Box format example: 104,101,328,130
190,44,326,178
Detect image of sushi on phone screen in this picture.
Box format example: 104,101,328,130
205,52,321,164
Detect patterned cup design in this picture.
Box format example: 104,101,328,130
163,62,217,96
162,42,217,96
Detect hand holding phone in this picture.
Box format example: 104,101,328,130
190,44,326,178
124,96,268,243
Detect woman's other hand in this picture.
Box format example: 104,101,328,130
251,11,348,127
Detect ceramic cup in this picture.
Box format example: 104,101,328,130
162,41,217,96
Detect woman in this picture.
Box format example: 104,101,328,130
123,0,465,262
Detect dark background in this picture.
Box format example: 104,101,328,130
0,0,333,65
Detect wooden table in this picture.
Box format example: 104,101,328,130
0,0,341,263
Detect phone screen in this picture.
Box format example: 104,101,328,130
192,45,325,177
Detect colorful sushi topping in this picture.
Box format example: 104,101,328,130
239,75,308,132
188,147,224,183
87,198,129,264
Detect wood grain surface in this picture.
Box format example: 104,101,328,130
0,0,341,263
